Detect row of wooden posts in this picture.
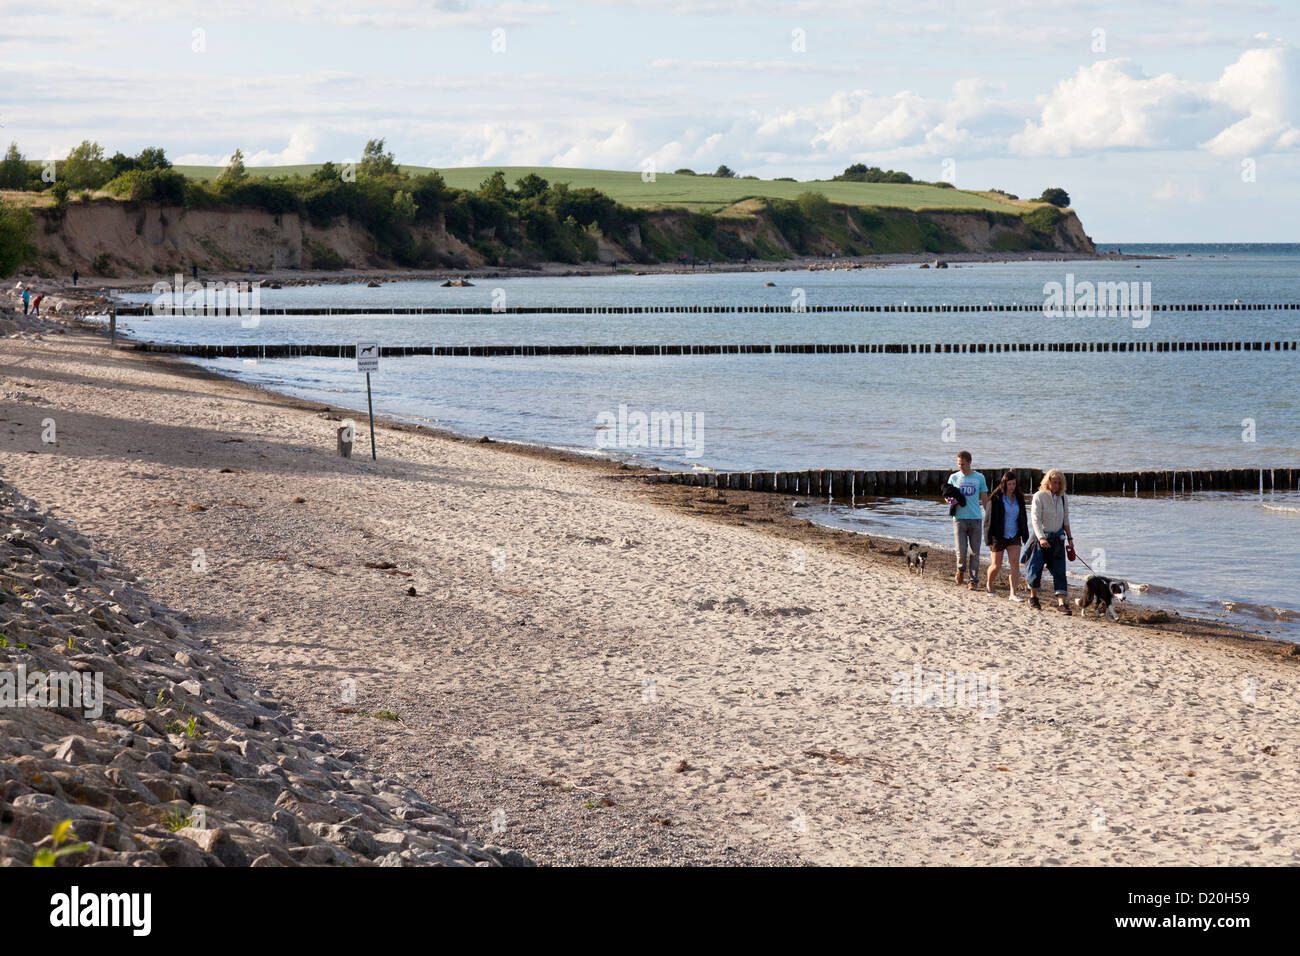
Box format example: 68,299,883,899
115,302,1300,316
129,340,1298,359
650,467,1297,496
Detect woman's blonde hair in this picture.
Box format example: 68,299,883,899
1040,468,1066,493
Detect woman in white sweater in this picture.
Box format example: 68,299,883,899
1026,469,1073,612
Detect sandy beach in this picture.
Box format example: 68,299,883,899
3,324,1298,866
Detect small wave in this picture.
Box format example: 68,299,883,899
1133,581,1187,598
1220,600,1298,622
1258,504,1300,515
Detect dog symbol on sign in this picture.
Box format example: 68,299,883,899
356,342,380,372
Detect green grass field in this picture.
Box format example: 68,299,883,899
170,164,1024,213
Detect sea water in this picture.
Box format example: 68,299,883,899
108,247,1299,637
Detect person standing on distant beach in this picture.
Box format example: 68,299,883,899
1027,468,1073,613
21,287,30,314
948,450,988,589
31,293,43,316
72,270,79,286
985,471,1027,601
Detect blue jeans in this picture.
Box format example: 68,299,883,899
1028,530,1068,595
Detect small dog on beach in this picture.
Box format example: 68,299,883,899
1075,575,1128,620
906,543,928,576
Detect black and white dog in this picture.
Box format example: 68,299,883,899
1075,575,1128,620
906,543,928,576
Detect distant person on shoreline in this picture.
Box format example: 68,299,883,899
72,270,79,286
21,287,30,314
1026,469,1073,613
30,293,43,317
947,450,988,590
984,471,1027,601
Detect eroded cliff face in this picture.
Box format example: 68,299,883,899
29,198,1094,278
643,202,1094,260
927,209,1094,254
32,202,483,275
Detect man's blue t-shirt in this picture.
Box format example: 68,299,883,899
948,470,987,521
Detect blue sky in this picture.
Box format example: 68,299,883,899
2,0,1298,240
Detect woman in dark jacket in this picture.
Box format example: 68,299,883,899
984,471,1028,601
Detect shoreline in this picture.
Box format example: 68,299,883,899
16,248,1160,306
4,322,1300,865
18,291,1297,649
70,318,1300,657
47,296,1300,651
117,324,1300,649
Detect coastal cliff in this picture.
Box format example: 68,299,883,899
26,198,1095,278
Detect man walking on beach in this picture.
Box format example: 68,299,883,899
949,450,989,589
21,287,30,314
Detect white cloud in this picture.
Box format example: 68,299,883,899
244,127,319,166
1202,46,1300,154
750,79,1017,164
1010,59,1220,155
1012,47,1300,157
551,123,648,168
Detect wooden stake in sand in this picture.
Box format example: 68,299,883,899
356,341,379,461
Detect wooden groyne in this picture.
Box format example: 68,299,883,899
114,301,1300,316
648,467,1298,496
128,340,1298,359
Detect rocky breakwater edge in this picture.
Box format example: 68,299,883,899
0,479,531,867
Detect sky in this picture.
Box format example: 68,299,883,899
2,0,1298,241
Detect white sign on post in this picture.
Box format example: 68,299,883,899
356,341,379,461
356,341,379,372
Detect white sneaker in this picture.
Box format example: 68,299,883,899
1008,594,1024,603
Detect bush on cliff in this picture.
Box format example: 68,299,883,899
0,200,36,276
62,141,112,190
1038,187,1070,208
104,168,189,205
1022,204,1065,238
0,142,30,190
834,163,914,184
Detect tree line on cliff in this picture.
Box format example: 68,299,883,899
0,139,1075,276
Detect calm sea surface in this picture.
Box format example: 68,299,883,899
108,246,1300,638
